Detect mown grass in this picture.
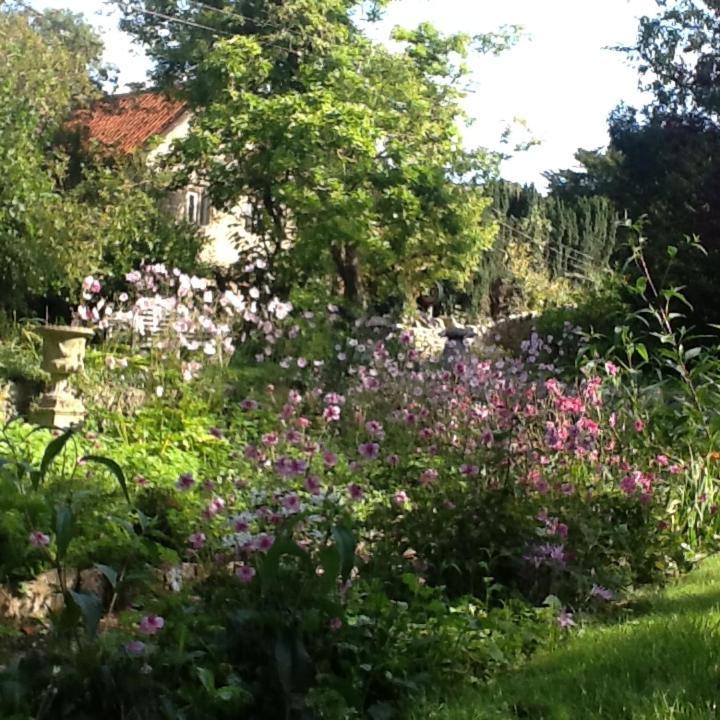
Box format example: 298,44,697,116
412,556,720,720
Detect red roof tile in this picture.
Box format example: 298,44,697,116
72,91,188,155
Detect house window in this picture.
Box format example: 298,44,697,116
199,193,211,226
186,191,198,224
186,191,212,226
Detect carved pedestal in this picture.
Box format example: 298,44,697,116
31,326,94,428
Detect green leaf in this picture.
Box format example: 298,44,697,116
94,563,118,589
196,667,215,693
332,526,356,583
68,590,103,639
684,346,703,361
368,703,394,720
636,342,649,363
54,504,75,562
274,632,293,698
38,428,75,487
80,455,131,505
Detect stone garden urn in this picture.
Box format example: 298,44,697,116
31,325,94,429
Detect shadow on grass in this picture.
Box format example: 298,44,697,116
414,557,720,720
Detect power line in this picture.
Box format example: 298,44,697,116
137,6,233,36
493,215,593,277
493,213,601,266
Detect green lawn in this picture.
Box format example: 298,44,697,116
412,556,720,720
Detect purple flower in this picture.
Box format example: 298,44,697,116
305,475,322,495
419,468,438,486
208,427,224,439
125,640,146,656
347,483,364,501
590,584,614,601
329,617,343,631
139,614,165,635
385,454,400,467
365,420,385,438
29,531,50,548
460,464,479,476
282,494,301,513
358,442,380,460
176,473,194,491
188,532,206,550
254,533,275,553
236,564,256,584
240,399,259,411
322,451,338,467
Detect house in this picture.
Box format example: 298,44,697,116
71,90,254,267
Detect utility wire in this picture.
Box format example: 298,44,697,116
137,6,233,35
493,215,593,277
493,212,602,267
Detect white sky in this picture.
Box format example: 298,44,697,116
31,0,659,188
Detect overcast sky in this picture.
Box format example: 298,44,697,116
30,0,659,188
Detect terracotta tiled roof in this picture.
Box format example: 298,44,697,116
71,90,188,155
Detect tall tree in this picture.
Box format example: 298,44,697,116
0,4,202,317
116,0,515,308
622,0,720,118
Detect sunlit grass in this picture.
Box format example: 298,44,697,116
412,555,720,720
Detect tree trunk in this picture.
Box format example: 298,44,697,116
331,242,364,308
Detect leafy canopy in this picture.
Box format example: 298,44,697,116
117,0,516,307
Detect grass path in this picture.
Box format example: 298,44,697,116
412,556,720,720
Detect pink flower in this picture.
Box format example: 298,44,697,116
347,483,364,501
261,432,279,446
206,496,225,517
358,442,380,459
385,454,400,467
322,450,338,467
254,533,275,553
634,418,645,433
323,405,342,422
460,464,479,476
125,640,146,656
419,468,438,486
236,564,256,584
139,614,165,635
232,514,250,532
283,493,301,513
29,531,50,548
240,399,259,411
329,617,343,632
176,473,194,491
393,490,409,507
305,475,322,494
188,532,206,550
556,610,576,629
656,454,669,467
604,361,619,376
365,420,385,438
324,392,345,406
